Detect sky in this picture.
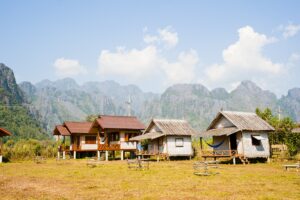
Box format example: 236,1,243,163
0,0,300,96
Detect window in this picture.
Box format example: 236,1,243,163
85,136,96,144
175,138,184,147
251,135,261,146
110,132,120,141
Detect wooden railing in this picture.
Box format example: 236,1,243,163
201,150,239,157
98,144,120,151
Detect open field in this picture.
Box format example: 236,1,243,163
0,160,299,200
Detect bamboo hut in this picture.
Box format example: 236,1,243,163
130,119,196,159
199,111,275,163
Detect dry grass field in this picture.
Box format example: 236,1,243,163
0,159,299,200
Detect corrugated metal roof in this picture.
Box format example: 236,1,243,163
0,127,12,137
53,125,71,136
145,119,196,136
130,132,163,141
95,115,145,130
200,127,239,137
207,111,275,131
64,122,93,134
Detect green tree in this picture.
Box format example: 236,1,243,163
256,108,300,156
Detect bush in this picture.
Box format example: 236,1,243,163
2,139,58,161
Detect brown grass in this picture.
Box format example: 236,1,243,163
0,159,299,200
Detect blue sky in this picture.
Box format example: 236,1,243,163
0,0,299,96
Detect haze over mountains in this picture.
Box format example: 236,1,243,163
1,63,300,135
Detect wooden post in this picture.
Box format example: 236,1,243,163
200,137,203,150
121,150,124,160
97,151,100,160
105,151,108,161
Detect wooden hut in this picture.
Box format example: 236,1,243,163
200,111,275,163
130,119,196,159
0,127,12,163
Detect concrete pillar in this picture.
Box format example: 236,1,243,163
73,151,76,159
267,157,270,163
0,155,2,163
57,151,60,160
121,150,124,161
105,151,109,161
233,157,236,165
63,151,66,160
97,151,100,160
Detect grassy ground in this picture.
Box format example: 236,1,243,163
0,159,299,200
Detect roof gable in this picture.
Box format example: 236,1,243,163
64,122,93,134
207,111,275,131
95,115,145,130
53,125,71,136
144,119,196,136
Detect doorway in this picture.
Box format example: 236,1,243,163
229,134,237,150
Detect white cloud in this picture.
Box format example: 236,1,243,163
98,45,159,79
161,50,198,85
98,26,197,85
204,26,282,86
54,58,87,77
281,23,300,39
144,26,178,48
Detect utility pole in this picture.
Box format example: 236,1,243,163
278,106,281,120
126,96,132,116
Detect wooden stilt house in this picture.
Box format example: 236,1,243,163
0,127,12,163
200,111,275,163
53,115,145,160
130,119,196,158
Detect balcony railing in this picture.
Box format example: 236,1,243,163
201,150,239,157
120,141,137,150
98,144,120,151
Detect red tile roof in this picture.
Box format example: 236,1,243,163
95,115,145,130
64,122,93,134
0,127,12,137
53,125,71,136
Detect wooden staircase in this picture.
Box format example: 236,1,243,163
239,156,250,165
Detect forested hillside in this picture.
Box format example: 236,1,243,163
0,63,48,140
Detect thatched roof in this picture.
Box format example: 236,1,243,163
0,127,12,137
207,111,275,131
200,127,239,137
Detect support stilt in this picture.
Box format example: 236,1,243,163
73,151,76,159
121,150,124,160
97,151,100,160
233,157,236,165
63,151,66,160
105,151,109,161
57,152,60,160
